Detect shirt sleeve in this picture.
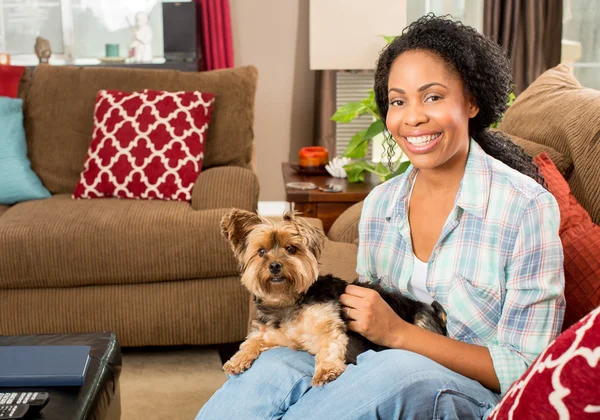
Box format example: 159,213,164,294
488,191,566,394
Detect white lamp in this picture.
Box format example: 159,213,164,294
309,0,407,70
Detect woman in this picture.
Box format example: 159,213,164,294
197,14,565,419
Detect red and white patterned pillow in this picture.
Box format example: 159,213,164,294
73,89,215,201
488,305,600,419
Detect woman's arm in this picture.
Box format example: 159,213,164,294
397,321,501,392
341,285,500,392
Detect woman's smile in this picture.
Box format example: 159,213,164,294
402,132,443,153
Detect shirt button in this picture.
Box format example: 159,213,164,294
429,292,435,297
434,249,440,256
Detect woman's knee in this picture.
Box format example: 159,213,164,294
235,347,315,383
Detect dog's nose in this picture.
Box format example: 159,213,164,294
269,262,282,274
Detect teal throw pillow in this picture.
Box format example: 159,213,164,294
0,96,50,204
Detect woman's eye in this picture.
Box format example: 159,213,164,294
425,95,441,103
389,99,405,107
258,248,266,257
285,245,297,254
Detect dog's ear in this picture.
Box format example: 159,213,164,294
221,209,263,258
284,211,327,259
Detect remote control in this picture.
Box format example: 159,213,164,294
0,393,49,412
0,404,29,419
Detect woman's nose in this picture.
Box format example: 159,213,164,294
403,102,428,126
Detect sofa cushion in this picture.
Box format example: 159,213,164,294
73,89,215,201
0,97,51,205
0,195,238,289
498,131,573,176
25,65,257,194
0,205,9,218
488,305,600,419
499,64,600,225
534,153,600,331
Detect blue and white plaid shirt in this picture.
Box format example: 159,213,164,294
357,139,565,394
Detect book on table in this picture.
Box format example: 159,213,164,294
0,345,91,387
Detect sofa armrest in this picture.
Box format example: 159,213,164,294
327,201,364,244
191,166,259,211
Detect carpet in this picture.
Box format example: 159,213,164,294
119,347,227,420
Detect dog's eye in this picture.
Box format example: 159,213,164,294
258,248,266,257
285,245,297,254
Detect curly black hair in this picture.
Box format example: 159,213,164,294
374,14,544,185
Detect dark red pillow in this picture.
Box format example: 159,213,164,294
0,65,25,98
534,153,600,330
73,89,215,201
488,305,600,419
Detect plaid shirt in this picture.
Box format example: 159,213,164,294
357,139,565,394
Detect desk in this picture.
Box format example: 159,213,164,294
282,162,379,233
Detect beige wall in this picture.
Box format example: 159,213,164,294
230,0,315,202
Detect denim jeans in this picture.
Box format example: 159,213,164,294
196,347,500,420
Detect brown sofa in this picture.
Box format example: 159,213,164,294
0,65,264,347
0,64,359,349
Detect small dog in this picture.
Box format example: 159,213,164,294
220,209,447,386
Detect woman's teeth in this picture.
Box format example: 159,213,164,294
406,133,441,146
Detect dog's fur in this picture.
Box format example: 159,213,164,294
220,209,447,386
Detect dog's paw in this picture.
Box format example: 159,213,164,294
223,352,256,375
311,360,346,387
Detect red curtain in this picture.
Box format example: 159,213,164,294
196,0,234,71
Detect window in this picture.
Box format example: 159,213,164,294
562,0,600,89
0,0,165,65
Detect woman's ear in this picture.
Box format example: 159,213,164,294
468,95,479,119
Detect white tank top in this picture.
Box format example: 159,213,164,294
407,173,434,305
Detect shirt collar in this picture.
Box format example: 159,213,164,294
385,138,491,222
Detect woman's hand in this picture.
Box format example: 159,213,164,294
340,284,409,348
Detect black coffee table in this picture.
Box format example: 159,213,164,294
0,332,121,420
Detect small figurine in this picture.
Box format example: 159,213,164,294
34,36,52,64
130,12,152,63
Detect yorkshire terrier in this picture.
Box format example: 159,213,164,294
220,209,447,386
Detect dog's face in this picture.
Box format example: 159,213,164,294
221,209,327,306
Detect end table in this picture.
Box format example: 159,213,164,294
282,162,380,233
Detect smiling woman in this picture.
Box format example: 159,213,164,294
195,14,565,420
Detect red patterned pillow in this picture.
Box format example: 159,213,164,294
73,89,215,201
488,305,600,419
534,153,600,330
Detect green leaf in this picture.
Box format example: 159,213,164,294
380,35,397,44
331,102,367,123
360,90,380,118
374,162,391,182
364,119,385,140
343,129,369,158
343,161,376,183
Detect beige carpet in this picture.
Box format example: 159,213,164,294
119,347,227,420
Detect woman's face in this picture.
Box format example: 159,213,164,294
386,50,479,171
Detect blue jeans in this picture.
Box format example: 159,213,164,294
196,347,500,419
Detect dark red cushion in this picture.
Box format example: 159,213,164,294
73,89,215,201
0,65,25,98
534,153,600,330
488,305,600,419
